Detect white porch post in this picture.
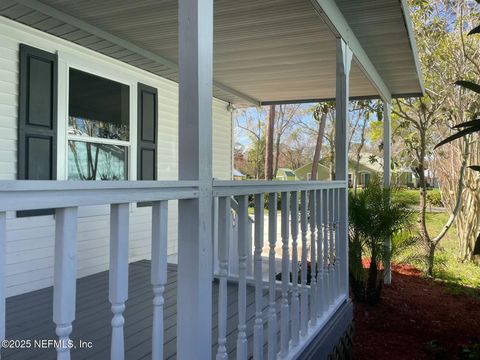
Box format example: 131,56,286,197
383,101,392,284
177,0,214,359
53,207,78,360
334,38,352,297
0,212,5,360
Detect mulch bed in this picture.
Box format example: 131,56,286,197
352,264,480,360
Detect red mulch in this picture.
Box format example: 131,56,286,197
352,263,480,360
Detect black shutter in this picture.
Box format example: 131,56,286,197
18,44,58,217
137,83,158,207
137,83,158,181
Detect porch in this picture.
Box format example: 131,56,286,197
0,180,350,360
0,0,423,359
3,260,351,360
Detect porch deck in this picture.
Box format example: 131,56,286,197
3,260,281,360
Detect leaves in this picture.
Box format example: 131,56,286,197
455,80,480,94
435,124,480,148
473,233,480,256
468,24,480,36
452,118,480,129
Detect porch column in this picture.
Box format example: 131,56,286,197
177,0,213,359
0,212,5,360
334,38,352,297
383,101,392,284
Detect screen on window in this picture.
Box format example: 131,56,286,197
68,68,129,180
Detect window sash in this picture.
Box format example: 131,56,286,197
66,66,132,181
67,139,128,180
68,134,130,147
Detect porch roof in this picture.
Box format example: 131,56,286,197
1,0,423,106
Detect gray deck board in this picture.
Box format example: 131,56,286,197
3,260,282,360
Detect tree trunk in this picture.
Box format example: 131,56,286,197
425,242,436,277
274,134,281,179
265,105,275,180
417,129,434,276
329,144,335,181
310,111,328,180
354,117,368,194
431,138,469,246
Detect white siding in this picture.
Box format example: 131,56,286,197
0,17,232,297
213,100,233,180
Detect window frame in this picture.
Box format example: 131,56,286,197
66,66,132,181
59,54,137,181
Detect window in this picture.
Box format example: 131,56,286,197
67,69,130,180
361,172,371,186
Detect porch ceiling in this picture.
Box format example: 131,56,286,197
1,0,423,106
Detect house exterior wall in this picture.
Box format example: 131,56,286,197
294,163,331,181
295,159,381,185
0,17,232,297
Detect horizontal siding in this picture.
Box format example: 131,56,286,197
0,17,231,297
213,99,233,180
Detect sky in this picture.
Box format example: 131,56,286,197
234,102,381,150
234,103,317,147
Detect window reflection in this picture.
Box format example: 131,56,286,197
68,140,127,180
68,117,129,141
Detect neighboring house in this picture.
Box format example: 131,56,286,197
0,1,423,360
394,167,418,188
275,168,296,181
295,158,382,187
393,168,439,188
295,162,331,181
425,168,440,188
233,168,246,181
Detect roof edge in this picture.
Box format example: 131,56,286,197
399,0,425,96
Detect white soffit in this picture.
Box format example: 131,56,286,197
1,0,423,106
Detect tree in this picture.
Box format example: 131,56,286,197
392,0,479,274
235,107,267,179
310,102,334,180
434,4,480,260
233,142,247,175
273,104,301,177
350,100,382,192
265,105,275,180
281,129,314,170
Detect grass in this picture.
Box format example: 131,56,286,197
424,212,480,298
396,211,480,298
392,189,421,206
390,188,442,207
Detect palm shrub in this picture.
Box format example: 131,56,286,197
349,179,414,304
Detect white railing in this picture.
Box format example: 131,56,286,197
213,197,254,278
0,180,198,360
0,179,349,360
213,180,349,360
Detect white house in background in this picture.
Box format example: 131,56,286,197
233,168,246,181
0,1,423,360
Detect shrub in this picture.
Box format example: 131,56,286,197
426,189,443,207
349,179,415,304
247,193,281,210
